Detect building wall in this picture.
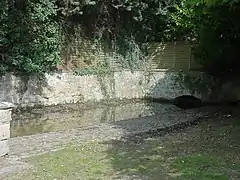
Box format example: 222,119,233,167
61,40,202,71
145,41,201,71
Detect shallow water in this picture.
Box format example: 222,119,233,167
10,100,208,138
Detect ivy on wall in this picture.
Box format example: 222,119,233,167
0,0,61,75
0,0,239,79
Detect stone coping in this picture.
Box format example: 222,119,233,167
0,102,15,110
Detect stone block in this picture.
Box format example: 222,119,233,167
0,109,12,125
0,124,10,140
0,102,14,158
0,102,14,110
0,140,9,157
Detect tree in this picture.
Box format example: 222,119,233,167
170,0,240,78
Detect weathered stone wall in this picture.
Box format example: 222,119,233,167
114,70,214,100
0,102,14,157
0,70,216,107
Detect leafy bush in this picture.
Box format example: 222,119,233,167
191,1,240,78
170,0,240,78
0,0,61,75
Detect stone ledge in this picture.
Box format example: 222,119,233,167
0,102,14,110
0,110,12,125
0,102,13,158
0,124,10,140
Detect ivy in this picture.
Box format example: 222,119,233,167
0,0,61,75
0,0,239,79
57,0,177,73
73,62,113,76
0,0,8,74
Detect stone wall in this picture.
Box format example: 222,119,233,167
0,70,216,107
0,102,14,157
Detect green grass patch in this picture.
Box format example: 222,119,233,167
172,154,229,180
6,141,113,180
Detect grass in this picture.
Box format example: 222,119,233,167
5,117,240,180
6,141,113,180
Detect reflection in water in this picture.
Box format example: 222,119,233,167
11,100,203,138
11,120,55,137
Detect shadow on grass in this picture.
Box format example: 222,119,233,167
102,116,240,180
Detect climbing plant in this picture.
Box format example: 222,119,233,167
57,0,177,72
0,0,61,75
0,0,8,74
0,0,239,78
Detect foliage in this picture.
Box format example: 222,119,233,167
0,0,61,75
188,0,240,6
0,0,239,77
73,62,112,76
192,1,240,78
57,0,175,41
168,1,202,42
57,0,178,73
170,0,240,78
58,0,240,78
194,5,240,78
0,1,7,44
0,0,9,73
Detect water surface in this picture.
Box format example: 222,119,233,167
10,100,205,138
